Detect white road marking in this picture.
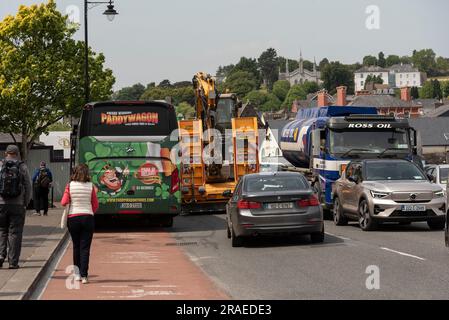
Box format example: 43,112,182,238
380,247,426,261
325,232,351,241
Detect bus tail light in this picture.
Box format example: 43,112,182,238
118,210,143,214
170,167,180,194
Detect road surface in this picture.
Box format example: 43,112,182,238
38,214,449,300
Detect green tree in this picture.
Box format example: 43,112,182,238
172,86,195,106
272,80,291,101
400,56,412,65
432,79,442,99
378,52,386,68
363,55,377,66
176,102,195,119
321,62,354,94
441,81,449,98
436,57,449,76
140,86,169,101
223,71,258,98
303,60,314,72
419,80,442,99
301,81,320,95
243,90,281,111
244,90,269,106
410,86,419,100
172,81,192,88
386,55,400,67
258,48,279,90
231,57,260,82
412,49,437,76
113,83,145,100
364,75,383,89
158,79,172,88
216,64,235,79
278,57,299,73
48,121,71,131
0,1,115,160
319,58,330,71
262,93,282,111
283,85,307,108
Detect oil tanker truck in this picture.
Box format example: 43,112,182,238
280,106,422,212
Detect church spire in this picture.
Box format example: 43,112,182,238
286,58,289,76
299,48,304,74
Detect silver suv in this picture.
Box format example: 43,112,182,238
332,159,446,231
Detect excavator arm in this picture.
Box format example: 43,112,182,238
192,72,219,132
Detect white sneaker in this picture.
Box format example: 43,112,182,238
74,275,81,281
81,277,89,284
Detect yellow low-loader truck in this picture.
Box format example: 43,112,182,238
179,72,260,214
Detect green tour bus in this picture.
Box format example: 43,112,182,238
71,101,181,227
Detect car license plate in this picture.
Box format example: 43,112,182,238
119,203,143,209
401,205,426,212
266,202,293,210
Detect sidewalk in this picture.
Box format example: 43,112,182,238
41,227,228,300
0,207,67,300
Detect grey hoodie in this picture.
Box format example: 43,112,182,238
0,156,32,206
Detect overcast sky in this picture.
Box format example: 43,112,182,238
2,0,449,90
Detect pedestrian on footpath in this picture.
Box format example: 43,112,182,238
61,164,98,284
32,161,53,216
0,145,32,269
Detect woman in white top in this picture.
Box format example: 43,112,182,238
61,164,99,284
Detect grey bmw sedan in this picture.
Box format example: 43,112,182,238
225,172,324,247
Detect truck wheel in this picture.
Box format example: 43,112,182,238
358,199,377,231
333,197,348,226
427,220,445,230
313,181,331,220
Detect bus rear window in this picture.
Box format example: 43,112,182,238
86,105,174,136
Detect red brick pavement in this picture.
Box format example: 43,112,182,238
40,230,229,300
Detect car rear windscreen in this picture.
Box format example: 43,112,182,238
86,105,175,136
245,175,309,192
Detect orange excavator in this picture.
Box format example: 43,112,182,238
179,72,260,214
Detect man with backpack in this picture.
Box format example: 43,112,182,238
32,161,53,216
0,145,32,269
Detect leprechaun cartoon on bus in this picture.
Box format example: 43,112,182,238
97,162,130,195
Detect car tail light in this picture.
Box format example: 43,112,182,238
170,167,180,194
237,200,261,209
297,195,320,207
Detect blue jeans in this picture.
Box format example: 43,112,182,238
67,215,94,277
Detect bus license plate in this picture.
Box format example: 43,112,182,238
401,205,426,212
266,202,293,210
120,203,143,209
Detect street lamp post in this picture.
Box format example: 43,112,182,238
84,0,118,104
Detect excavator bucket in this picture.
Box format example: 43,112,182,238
232,117,260,182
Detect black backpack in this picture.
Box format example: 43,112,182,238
0,160,24,198
37,168,51,188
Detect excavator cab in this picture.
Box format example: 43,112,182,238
214,93,240,136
